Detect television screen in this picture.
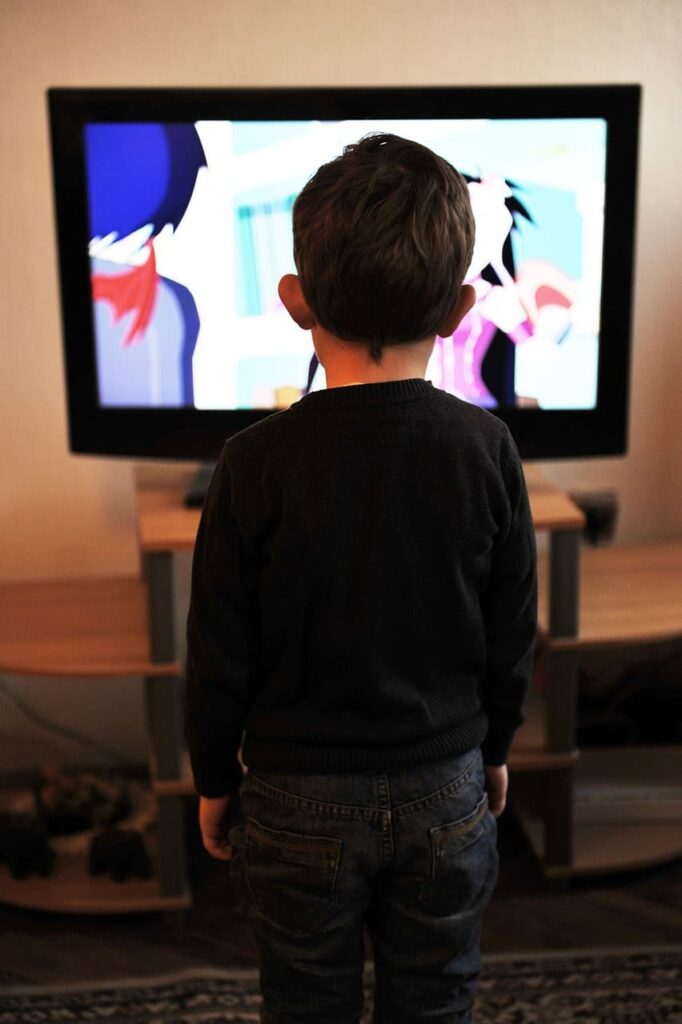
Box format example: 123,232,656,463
48,87,640,461
85,117,605,413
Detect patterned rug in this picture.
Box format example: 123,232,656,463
0,945,680,1023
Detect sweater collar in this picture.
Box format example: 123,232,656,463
294,378,434,408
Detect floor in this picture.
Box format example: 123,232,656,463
0,802,680,985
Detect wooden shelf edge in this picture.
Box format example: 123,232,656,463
0,660,181,679
0,823,192,915
542,631,682,654
509,747,579,771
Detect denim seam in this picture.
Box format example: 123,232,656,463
244,749,480,821
245,777,379,822
245,817,342,857
392,750,481,819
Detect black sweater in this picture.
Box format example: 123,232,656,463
184,378,538,798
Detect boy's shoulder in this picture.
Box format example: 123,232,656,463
219,407,292,462
432,386,508,426
219,386,512,464
429,386,514,450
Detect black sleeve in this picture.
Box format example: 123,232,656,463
479,427,538,766
183,445,260,797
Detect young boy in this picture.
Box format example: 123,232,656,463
184,132,537,1023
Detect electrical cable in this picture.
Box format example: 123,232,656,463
0,676,130,767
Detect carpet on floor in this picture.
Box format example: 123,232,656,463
0,944,680,1023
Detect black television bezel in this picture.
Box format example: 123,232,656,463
48,84,640,462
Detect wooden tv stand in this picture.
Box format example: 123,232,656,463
2,464,681,913
517,535,682,880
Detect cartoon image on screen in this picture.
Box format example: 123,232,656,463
426,172,578,409
84,118,605,411
86,123,207,407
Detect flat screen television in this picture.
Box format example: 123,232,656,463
48,84,640,476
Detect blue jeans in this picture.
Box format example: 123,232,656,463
228,746,499,1023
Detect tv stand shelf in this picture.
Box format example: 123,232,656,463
0,576,190,913
537,540,682,651
511,536,682,880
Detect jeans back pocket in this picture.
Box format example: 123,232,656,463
243,817,343,936
419,792,495,913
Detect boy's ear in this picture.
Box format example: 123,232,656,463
278,274,317,330
436,284,477,338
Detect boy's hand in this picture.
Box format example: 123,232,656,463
483,764,508,817
198,792,239,861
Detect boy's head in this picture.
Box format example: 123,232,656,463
281,132,476,363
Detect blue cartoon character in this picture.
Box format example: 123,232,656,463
86,123,206,407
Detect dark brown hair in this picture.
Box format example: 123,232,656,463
292,132,475,361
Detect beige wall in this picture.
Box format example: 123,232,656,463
1,0,680,770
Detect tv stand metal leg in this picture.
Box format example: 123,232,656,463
545,528,582,875
142,551,190,903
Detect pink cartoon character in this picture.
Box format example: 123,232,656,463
429,174,576,409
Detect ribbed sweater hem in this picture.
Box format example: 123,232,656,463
241,710,489,775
